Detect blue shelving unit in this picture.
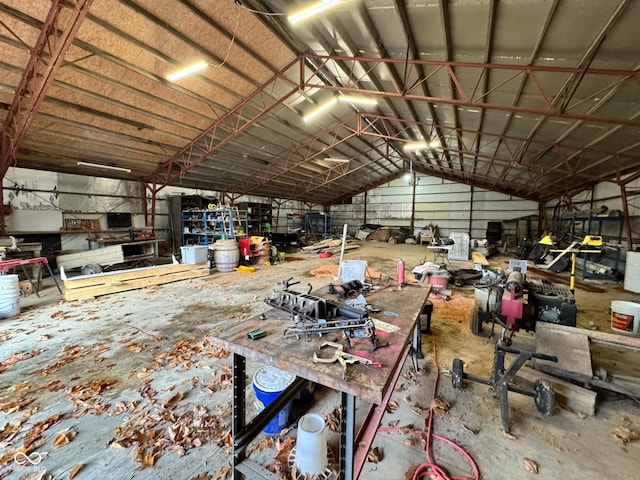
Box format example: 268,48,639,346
182,209,248,246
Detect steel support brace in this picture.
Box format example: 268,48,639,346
340,392,356,480
232,353,246,470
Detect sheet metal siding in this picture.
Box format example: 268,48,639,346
332,177,538,240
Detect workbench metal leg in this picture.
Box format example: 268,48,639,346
412,324,424,360
46,263,63,294
340,392,355,480
233,353,246,474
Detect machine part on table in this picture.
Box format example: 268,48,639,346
470,268,576,344
264,277,386,351
328,279,364,299
313,341,383,379
451,343,558,433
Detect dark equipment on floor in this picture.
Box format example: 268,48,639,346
451,344,558,433
471,267,577,344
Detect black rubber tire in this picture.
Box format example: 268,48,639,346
534,379,555,415
470,306,483,335
81,263,103,276
452,358,464,389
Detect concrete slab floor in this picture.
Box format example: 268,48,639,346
1,241,639,479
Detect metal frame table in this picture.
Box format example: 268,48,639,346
207,285,431,479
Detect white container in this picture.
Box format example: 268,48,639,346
339,259,368,282
0,274,20,318
213,239,240,272
611,300,640,336
295,413,328,475
180,245,208,264
624,251,640,293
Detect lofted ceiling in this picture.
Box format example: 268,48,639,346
1,0,639,206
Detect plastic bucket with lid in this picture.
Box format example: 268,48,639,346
0,274,20,318
253,366,296,434
611,300,640,336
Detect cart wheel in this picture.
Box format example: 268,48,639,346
470,306,483,335
452,358,465,389
81,263,103,276
534,379,555,415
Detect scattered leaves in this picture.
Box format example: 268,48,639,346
613,426,638,445
523,458,538,474
429,398,451,416
325,405,341,432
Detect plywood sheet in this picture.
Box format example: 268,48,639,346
535,323,593,376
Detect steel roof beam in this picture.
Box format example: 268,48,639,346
0,0,93,176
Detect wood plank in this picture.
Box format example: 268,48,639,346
516,366,596,417
537,322,640,351
62,262,199,289
63,268,208,301
57,245,125,269
472,252,489,265
535,323,593,376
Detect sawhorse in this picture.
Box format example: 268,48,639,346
0,257,62,297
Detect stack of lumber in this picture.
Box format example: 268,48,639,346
301,238,360,254
60,259,209,301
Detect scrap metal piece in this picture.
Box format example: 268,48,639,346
313,341,382,379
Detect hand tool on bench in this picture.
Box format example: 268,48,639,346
313,341,382,379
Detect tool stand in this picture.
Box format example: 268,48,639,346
451,343,558,433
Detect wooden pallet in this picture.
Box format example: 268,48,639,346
60,258,209,301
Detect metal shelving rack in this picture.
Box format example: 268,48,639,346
304,212,332,240
561,213,624,280
182,209,248,246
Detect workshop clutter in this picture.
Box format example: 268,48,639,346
0,274,20,317
253,366,296,434
611,300,640,336
412,261,451,299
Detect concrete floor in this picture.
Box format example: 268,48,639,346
1,241,639,479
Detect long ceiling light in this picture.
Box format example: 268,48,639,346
288,0,342,24
166,60,208,81
403,141,428,151
338,95,377,106
77,161,131,173
324,157,350,163
303,97,338,122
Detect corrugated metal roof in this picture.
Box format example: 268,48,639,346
1,0,638,205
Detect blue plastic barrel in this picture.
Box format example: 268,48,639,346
253,366,296,434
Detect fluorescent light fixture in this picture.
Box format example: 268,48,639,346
288,0,341,24
77,161,131,173
324,157,350,163
303,97,338,122
166,60,208,81
338,95,378,106
403,141,428,151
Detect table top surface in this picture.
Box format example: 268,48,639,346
206,285,431,404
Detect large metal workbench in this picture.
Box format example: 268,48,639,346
206,285,431,479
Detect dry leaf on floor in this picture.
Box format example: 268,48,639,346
325,405,341,432
367,446,382,463
613,426,638,444
501,430,517,440
69,463,84,479
523,458,538,474
429,398,450,416
388,419,400,428
164,391,185,406
53,428,77,447
213,466,232,480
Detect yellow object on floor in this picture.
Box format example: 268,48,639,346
235,265,256,273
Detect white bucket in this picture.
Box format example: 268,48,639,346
624,251,640,293
611,300,640,336
213,240,240,273
295,413,328,475
0,274,20,318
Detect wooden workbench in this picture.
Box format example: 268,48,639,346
207,284,431,480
